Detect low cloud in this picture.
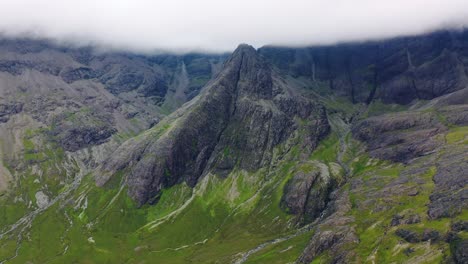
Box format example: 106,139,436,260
1,0,468,53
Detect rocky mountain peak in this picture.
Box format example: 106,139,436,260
100,43,329,206
218,43,273,100
231,43,257,57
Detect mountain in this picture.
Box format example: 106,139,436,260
99,44,329,206
0,31,466,264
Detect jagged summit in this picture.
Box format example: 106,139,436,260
229,43,257,59
221,44,257,70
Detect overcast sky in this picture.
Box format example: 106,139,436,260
1,0,468,53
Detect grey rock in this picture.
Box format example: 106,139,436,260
352,111,446,163
453,240,468,264
0,102,23,123
298,191,358,263
395,229,421,243
451,221,468,232
300,230,346,261
60,66,98,83
48,109,117,152
428,147,468,219
35,191,50,208
281,166,335,224
391,213,421,226
396,228,441,243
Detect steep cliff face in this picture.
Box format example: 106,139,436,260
259,30,468,105
101,44,330,206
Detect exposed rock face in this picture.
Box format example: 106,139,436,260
60,66,97,83
395,228,441,243
97,62,167,102
451,221,468,232
101,45,330,206
351,88,468,164
0,102,23,123
0,60,61,76
428,147,468,219
390,213,421,226
35,190,50,208
48,109,117,152
298,190,358,263
352,111,446,163
259,30,468,104
430,87,468,107
352,91,468,223
281,169,320,215
453,240,468,264
281,164,335,223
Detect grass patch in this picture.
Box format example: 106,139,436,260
446,126,468,144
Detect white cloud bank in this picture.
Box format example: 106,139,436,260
1,0,468,53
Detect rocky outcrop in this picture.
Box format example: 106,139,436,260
281,164,335,223
0,102,23,123
390,213,421,226
395,228,441,243
0,60,61,76
48,109,117,152
352,111,446,163
428,147,468,219
299,190,358,263
353,94,468,220
430,87,468,107
453,240,468,264
352,88,468,163
101,44,330,206
451,221,468,232
60,67,98,83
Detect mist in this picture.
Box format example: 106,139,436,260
1,0,468,53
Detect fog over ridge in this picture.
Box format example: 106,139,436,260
1,0,468,53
